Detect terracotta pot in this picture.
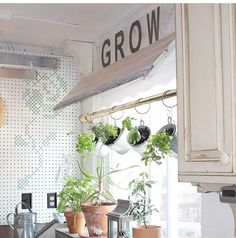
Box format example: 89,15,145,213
133,225,161,238
81,202,116,237
64,211,85,234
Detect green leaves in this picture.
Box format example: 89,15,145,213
142,130,173,166
128,172,158,227
90,122,118,144
128,127,141,144
121,116,133,132
76,133,95,156
57,176,95,213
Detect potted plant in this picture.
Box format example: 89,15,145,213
91,120,131,154
57,176,95,234
141,130,173,166
128,172,160,238
127,119,151,155
158,123,177,154
76,131,136,237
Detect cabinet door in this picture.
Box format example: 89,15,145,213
176,4,235,175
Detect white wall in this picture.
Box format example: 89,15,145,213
201,193,234,238
0,47,80,224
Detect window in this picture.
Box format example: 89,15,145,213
108,100,201,238
89,48,201,238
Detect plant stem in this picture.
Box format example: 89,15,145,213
143,185,148,229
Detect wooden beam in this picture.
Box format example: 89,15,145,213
54,32,175,110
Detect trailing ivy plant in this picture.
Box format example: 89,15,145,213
142,130,173,166
128,172,158,228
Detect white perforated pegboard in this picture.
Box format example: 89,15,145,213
0,49,80,224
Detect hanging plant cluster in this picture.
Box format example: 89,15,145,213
85,116,176,164
57,115,177,238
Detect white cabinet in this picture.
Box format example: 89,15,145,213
176,4,236,183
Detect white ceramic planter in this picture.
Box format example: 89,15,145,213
108,129,131,155
128,125,151,156
158,123,177,154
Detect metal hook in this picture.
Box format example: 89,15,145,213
134,99,151,115
161,90,177,109
110,110,124,126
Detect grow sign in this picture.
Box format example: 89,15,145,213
95,4,175,70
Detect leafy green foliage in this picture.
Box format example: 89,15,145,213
57,176,96,213
121,117,133,132
78,157,138,205
76,133,95,156
128,127,141,144
90,122,118,144
128,172,158,228
142,130,173,166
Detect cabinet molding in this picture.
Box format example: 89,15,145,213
176,4,235,180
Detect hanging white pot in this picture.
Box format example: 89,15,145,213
128,125,151,155
95,141,110,157
107,128,131,155
158,123,177,156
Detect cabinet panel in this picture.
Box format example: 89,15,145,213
176,4,235,175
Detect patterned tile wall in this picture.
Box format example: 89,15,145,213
0,49,80,224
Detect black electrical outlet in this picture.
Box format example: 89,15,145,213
47,193,57,208
22,193,32,209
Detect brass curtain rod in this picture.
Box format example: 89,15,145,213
79,89,177,123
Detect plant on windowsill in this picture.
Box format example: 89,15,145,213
57,176,95,234
76,130,137,237
128,172,161,238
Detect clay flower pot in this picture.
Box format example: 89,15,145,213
81,202,116,237
64,211,85,234
133,225,161,238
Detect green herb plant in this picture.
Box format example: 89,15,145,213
121,117,141,145
128,172,158,228
142,130,173,166
76,132,95,156
57,176,96,213
128,127,141,145
76,131,137,205
90,122,118,144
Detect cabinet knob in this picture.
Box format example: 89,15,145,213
220,152,230,165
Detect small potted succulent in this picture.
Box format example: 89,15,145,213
128,172,160,238
57,176,95,234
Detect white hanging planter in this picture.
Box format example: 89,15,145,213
128,125,151,155
95,141,110,157
107,128,131,155
158,123,177,156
